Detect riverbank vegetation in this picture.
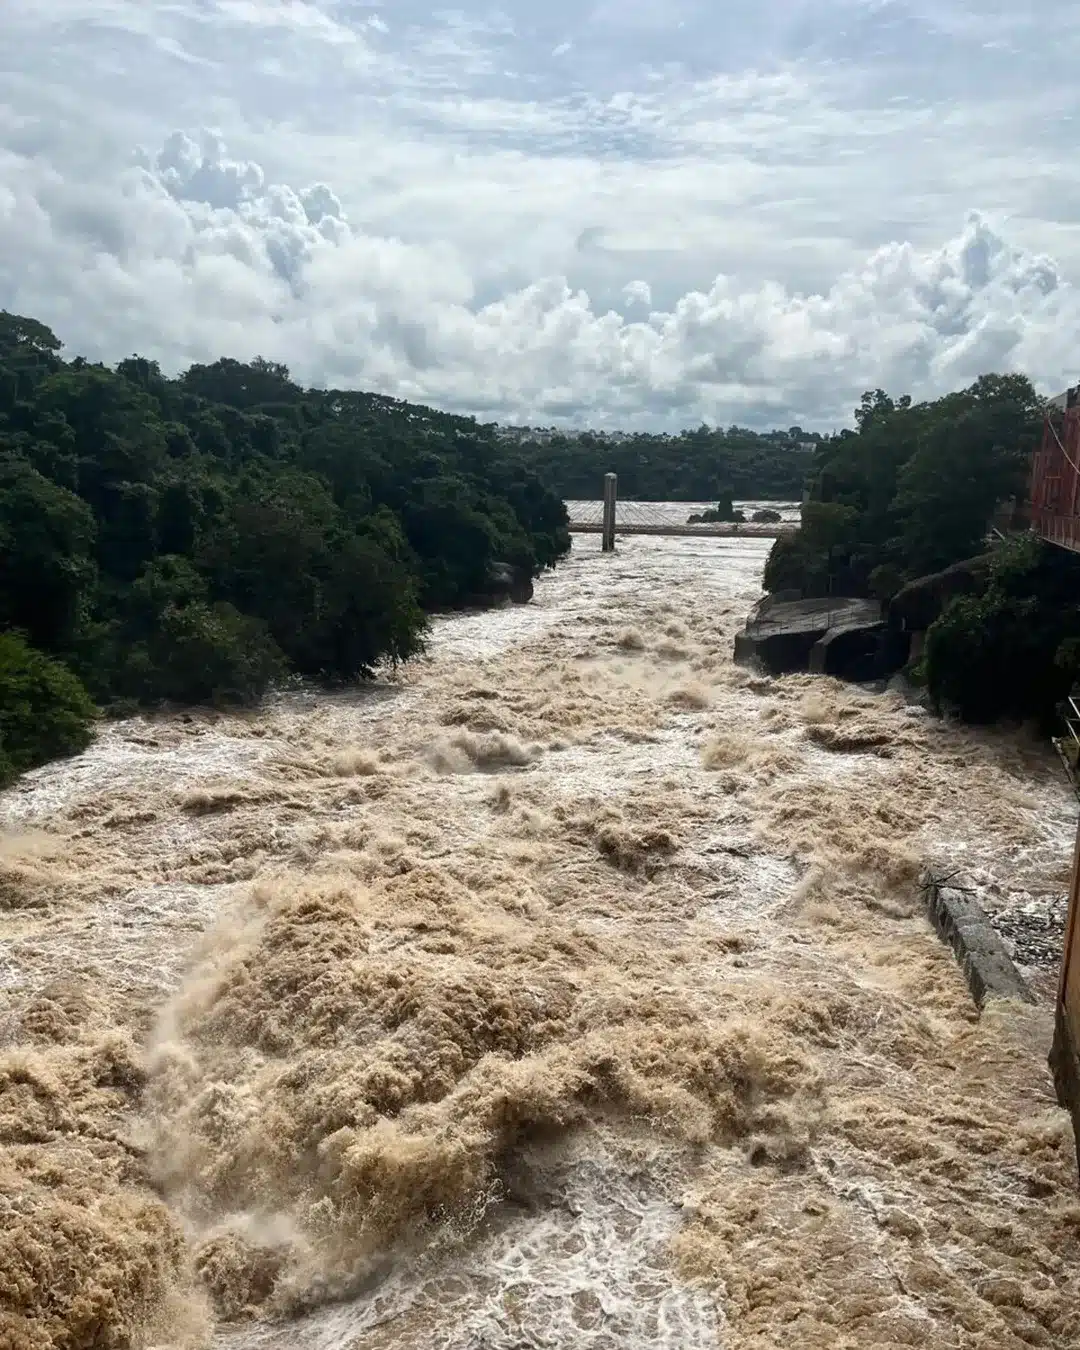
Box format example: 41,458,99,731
763,374,1080,727
763,375,1041,601
0,310,571,778
923,535,1080,728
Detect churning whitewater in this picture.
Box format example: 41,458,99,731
2,528,1080,1350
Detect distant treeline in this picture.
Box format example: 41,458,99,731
0,311,571,783
500,426,819,501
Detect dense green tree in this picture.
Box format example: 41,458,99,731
763,375,1063,729
0,312,575,782
0,632,96,784
765,375,1041,600
892,377,1038,576
0,460,97,650
508,425,815,502
116,599,285,707
924,536,1080,727
0,311,63,410
181,357,301,410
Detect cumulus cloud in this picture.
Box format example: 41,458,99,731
623,280,653,309
2,1,1080,428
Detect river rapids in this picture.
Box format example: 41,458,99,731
2,520,1080,1349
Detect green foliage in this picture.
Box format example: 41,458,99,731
688,490,745,524
762,535,808,593
0,459,97,650
0,311,575,780
764,375,1053,729
924,536,1080,727
768,374,1041,600
0,632,95,784
763,533,831,595
868,564,905,603
117,599,286,708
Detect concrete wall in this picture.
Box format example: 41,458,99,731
1052,818,1080,1179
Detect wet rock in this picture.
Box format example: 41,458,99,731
988,892,1069,970
887,553,994,633
486,562,534,605
886,672,931,709
733,596,887,678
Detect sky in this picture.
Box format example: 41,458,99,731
2,1,1079,431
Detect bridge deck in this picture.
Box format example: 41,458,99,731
569,521,796,539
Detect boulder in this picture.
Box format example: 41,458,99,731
510,571,534,604
734,596,887,677
486,562,534,605
810,623,907,681
887,553,994,633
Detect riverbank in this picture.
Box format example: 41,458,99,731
2,532,1079,1349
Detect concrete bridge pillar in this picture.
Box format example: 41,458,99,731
602,473,617,552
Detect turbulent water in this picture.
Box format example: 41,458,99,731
3,513,1080,1350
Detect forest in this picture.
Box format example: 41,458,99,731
5,301,1069,783
0,311,571,784
763,374,1080,727
504,425,817,501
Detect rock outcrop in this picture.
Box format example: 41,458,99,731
485,562,534,605
887,553,995,633
734,596,889,678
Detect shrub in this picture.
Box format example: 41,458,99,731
924,537,1080,727
118,602,286,707
0,632,95,784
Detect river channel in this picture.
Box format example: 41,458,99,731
2,513,1079,1349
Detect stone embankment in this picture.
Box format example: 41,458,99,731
921,868,1035,1008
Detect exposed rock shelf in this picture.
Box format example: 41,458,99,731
733,595,890,679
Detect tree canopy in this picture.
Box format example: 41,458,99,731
0,310,573,774
923,534,1080,728
759,374,1080,728
763,375,1041,602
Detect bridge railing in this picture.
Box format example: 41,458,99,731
565,498,796,538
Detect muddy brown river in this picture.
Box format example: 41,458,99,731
2,522,1079,1349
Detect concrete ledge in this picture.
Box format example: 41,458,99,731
921,868,1035,1008
1050,1003,1080,1178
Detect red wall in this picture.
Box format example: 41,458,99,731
1030,400,1080,554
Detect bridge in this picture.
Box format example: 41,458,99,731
566,498,797,540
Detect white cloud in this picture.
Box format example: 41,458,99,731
623,280,652,308
1,1,1080,429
